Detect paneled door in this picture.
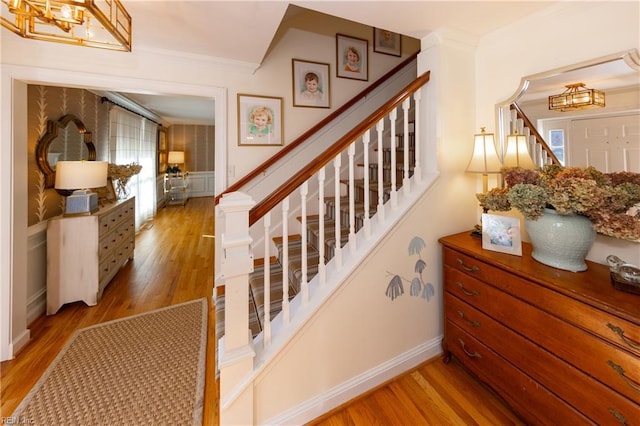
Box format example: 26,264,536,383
569,113,640,172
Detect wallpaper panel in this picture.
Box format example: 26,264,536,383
27,85,110,226
166,124,215,172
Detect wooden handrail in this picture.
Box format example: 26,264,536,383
215,53,419,205
249,70,431,226
510,103,561,165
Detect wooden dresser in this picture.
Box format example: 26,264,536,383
440,231,640,425
47,197,135,315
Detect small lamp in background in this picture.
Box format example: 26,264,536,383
466,127,503,193
504,130,536,169
167,151,185,174
55,160,108,215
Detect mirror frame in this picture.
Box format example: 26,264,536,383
495,49,640,155
35,114,96,189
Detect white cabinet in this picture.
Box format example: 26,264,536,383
164,173,189,206
46,197,135,315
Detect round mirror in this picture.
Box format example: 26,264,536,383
35,114,96,188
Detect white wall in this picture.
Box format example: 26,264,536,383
476,1,640,267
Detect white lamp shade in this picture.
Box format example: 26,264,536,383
55,161,108,190
466,130,502,174
504,133,536,169
168,151,185,164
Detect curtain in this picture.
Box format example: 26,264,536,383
109,107,157,230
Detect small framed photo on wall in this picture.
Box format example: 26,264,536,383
237,94,283,146
292,59,331,108
336,33,368,81
481,214,522,256
373,28,401,57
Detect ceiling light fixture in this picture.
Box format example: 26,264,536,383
1,0,131,51
548,82,605,112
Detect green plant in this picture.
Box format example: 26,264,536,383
477,165,640,240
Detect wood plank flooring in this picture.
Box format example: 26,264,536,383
2,196,522,425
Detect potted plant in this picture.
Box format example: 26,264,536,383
108,162,143,199
477,165,640,271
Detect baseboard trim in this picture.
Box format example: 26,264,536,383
12,328,31,356
263,335,443,425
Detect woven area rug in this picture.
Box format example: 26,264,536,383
12,298,208,425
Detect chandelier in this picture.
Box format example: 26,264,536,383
548,82,605,112
1,0,131,51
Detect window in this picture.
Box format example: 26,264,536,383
548,129,565,166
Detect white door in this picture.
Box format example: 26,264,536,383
569,114,640,172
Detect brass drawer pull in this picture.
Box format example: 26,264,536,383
458,338,481,358
607,360,640,392
607,323,640,350
456,257,479,273
457,310,480,327
608,408,627,425
456,281,479,297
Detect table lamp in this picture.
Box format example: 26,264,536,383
167,151,185,173
55,160,108,215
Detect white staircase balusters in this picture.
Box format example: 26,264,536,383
318,167,326,286
402,98,411,193
362,131,371,239
390,108,398,209
333,154,343,269
263,212,271,347
413,89,422,183
281,197,290,325
348,142,357,254
376,118,385,223
300,181,309,304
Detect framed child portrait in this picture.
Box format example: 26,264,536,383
292,59,331,108
481,214,522,256
237,94,283,146
336,33,368,81
373,28,401,57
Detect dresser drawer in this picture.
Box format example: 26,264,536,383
446,321,592,425
443,247,640,357
446,293,640,425
445,264,640,403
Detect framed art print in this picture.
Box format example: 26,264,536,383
292,59,331,108
336,33,368,81
373,28,401,57
237,94,283,146
481,213,522,256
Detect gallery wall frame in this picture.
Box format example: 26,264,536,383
237,94,283,146
336,33,368,81
292,59,331,108
373,28,401,57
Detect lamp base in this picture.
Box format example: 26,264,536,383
65,190,99,215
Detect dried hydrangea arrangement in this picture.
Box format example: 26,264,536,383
108,162,142,198
477,165,640,241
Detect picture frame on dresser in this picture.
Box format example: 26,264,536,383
481,213,522,256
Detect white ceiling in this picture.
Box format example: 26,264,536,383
114,1,638,125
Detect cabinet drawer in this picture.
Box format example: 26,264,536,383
446,293,640,425
446,265,640,403
446,321,592,425
443,247,640,357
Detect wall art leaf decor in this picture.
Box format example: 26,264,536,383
385,236,435,301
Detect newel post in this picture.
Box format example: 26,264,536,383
218,191,256,425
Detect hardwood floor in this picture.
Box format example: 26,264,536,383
2,196,522,425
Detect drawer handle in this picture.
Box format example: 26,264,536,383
457,310,480,327
458,338,481,359
608,408,627,425
456,257,479,273
607,323,640,351
456,282,479,297
607,360,640,392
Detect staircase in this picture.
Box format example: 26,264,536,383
215,133,415,339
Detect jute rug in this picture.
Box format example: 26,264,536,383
12,298,208,425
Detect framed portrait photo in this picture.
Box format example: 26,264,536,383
481,214,523,256
336,33,368,81
237,94,283,146
373,28,401,57
292,59,331,108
